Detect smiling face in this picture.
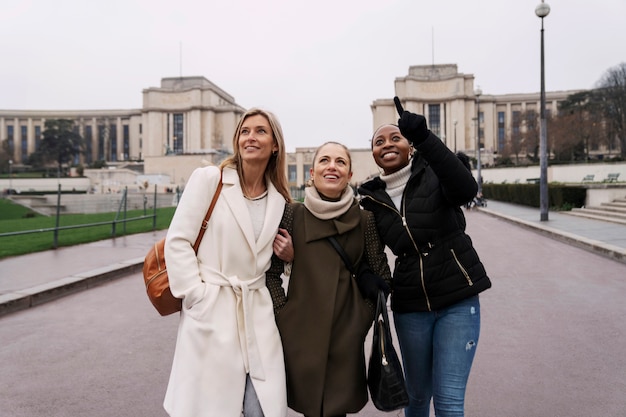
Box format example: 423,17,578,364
310,142,353,199
238,114,278,165
371,124,412,175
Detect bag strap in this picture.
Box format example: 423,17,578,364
327,236,356,276
192,171,223,253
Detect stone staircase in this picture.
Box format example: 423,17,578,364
565,197,626,225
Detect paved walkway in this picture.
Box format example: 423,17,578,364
1,200,626,317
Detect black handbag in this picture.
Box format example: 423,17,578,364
368,290,410,411
326,237,409,411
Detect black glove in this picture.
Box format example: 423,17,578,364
356,269,391,302
394,96,430,145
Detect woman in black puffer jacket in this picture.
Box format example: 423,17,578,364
358,97,491,417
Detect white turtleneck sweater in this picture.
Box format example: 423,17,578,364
379,163,412,210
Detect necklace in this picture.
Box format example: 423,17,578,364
242,180,267,200
244,190,268,201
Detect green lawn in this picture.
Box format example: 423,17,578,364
0,199,175,259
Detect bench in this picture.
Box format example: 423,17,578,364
582,174,595,182
526,178,540,184
604,173,620,183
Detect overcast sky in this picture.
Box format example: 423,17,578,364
1,0,624,152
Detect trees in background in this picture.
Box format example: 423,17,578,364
594,62,626,159
34,119,84,177
503,62,625,165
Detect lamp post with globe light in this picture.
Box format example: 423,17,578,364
8,159,13,194
536,0,550,221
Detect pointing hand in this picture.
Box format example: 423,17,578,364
393,96,430,145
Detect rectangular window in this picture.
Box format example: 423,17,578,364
526,110,537,131
428,104,441,137
21,126,28,163
173,114,184,154
512,111,521,149
497,112,506,153
35,126,42,150
7,126,14,158
85,126,93,164
110,123,117,162
288,165,297,182
98,125,106,160
123,125,130,161
303,164,312,181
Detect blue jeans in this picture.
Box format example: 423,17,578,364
393,296,481,417
243,374,264,417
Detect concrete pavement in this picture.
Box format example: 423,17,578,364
2,200,626,318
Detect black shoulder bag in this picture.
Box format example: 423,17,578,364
327,237,409,411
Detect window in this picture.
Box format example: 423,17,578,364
7,126,14,158
288,165,297,182
123,125,130,161
85,126,93,164
98,125,106,160
526,110,537,132
497,112,505,153
35,126,41,150
303,164,311,182
110,123,117,162
512,111,521,149
21,126,28,163
72,126,80,165
173,114,184,154
428,104,441,137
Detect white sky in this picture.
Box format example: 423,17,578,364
1,0,624,152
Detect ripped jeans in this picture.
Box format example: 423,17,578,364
393,296,480,417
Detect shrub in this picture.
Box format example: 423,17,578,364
482,183,586,211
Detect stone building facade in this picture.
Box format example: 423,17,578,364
2,66,596,191
0,76,244,169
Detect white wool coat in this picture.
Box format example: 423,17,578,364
163,165,287,417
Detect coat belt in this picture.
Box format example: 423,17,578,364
202,266,267,381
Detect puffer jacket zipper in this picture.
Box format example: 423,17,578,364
450,249,474,286
361,191,432,311
400,190,431,311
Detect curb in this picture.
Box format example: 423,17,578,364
479,208,626,266
0,257,145,318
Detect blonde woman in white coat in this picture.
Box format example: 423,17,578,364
163,108,293,417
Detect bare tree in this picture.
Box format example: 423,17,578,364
595,62,626,158
520,109,539,162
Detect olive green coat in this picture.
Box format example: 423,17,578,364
267,200,391,417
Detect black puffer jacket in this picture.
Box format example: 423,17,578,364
358,132,491,313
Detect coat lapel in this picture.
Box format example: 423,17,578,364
256,181,285,249
303,201,361,243
222,168,256,253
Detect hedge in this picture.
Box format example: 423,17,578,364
481,183,586,211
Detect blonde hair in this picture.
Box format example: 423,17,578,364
220,108,292,202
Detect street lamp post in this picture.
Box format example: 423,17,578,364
536,1,550,221
453,120,458,153
8,159,13,194
475,88,482,195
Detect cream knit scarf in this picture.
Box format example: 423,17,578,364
304,186,354,220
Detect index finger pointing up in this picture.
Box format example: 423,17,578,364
393,96,404,117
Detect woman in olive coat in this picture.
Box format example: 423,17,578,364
266,142,391,417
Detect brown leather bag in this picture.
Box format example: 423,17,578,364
143,174,223,316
